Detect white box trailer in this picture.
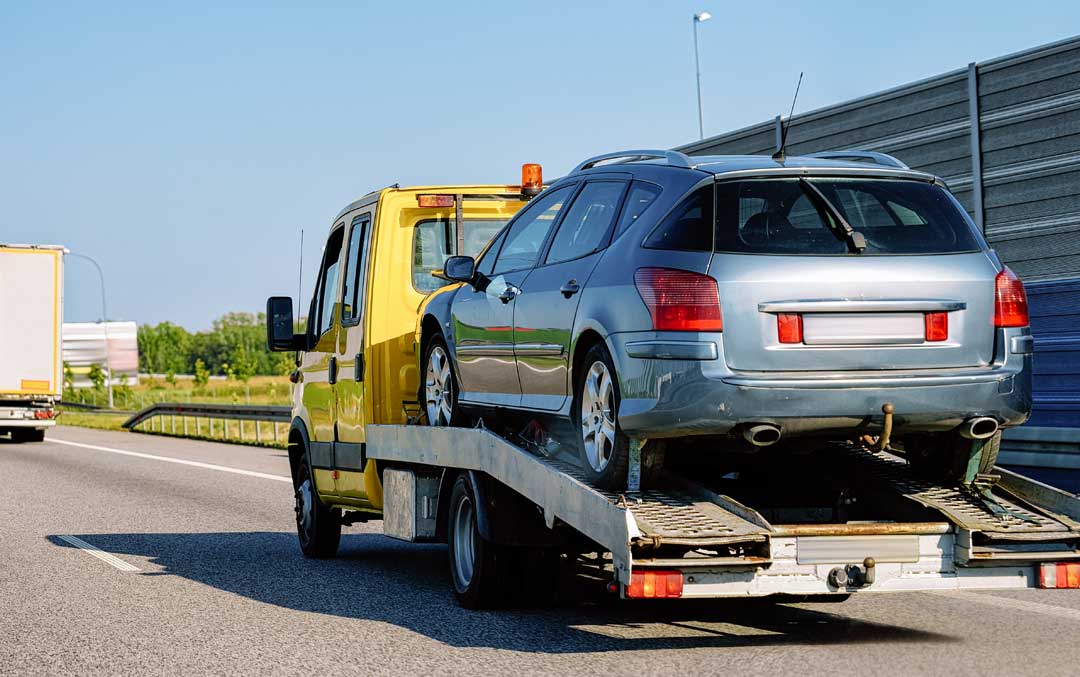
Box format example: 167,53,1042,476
0,244,64,442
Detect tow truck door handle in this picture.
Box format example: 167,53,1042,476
498,285,520,304
560,280,581,298
328,356,337,385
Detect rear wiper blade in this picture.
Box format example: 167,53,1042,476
798,178,866,253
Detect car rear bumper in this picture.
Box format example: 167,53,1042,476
608,327,1032,439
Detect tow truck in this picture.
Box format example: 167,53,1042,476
267,164,1080,609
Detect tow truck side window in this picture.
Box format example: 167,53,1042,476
340,214,370,324
413,218,508,293
312,227,345,338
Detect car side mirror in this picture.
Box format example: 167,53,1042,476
440,255,476,283
266,296,305,352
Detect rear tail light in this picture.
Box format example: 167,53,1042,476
634,268,722,332
777,313,803,344
416,194,455,208
33,409,55,420
924,312,948,342
1038,562,1080,588
626,570,684,598
994,266,1029,328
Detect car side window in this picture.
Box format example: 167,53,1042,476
476,227,508,277
615,181,662,237
492,185,574,275
644,185,713,251
313,227,345,337
544,181,626,265
340,213,370,325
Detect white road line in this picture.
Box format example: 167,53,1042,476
49,438,292,483
929,590,1080,622
57,535,140,572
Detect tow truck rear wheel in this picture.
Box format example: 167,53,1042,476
294,443,341,558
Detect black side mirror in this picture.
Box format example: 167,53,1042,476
266,296,303,351
440,255,476,283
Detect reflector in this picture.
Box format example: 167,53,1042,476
777,313,803,344
924,312,948,342
417,194,455,208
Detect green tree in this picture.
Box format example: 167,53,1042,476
63,362,75,390
87,363,105,392
193,359,210,388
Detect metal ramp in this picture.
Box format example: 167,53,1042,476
366,425,771,582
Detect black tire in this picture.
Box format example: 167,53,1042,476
294,441,341,558
422,334,462,427
446,473,515,609
12,428,45,443
572,343,629,490
905,431,1002,484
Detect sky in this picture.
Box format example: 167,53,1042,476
3,1,1080,330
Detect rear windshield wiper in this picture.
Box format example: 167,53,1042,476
798,178,867,253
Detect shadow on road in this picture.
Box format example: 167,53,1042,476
48,531,957,652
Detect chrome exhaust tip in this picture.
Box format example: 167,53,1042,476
744,424,782,447
959,416,999,440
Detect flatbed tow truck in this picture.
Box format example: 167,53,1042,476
266,163,1080,608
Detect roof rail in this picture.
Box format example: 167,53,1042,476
805,150,909,170
570,149,693,174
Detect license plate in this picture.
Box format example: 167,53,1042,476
801,313,924,345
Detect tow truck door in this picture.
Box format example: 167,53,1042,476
301,224,345,496
333,210,374,501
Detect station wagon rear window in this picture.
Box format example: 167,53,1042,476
413,218,508,292
713,178,982,255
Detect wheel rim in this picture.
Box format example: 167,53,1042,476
295,475,314,541
425,345,454,426
451,493,476,589
581,360,616,473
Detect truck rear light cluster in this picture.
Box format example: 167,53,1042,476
994,266,1029,328
33,409,55,420
625,570,684,598
777,313,803,344
924,312,949,342
1038,562,1080,588
634,268,722,332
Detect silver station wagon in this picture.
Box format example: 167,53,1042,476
418,150,1033,490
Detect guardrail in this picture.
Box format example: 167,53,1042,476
122,402,292,445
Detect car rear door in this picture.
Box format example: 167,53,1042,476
451,185,574,407
708,177,998,372
513,179,628,410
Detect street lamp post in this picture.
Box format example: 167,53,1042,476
68,253,114,409
693,11,712,140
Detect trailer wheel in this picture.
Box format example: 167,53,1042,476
11,428,45,443
294,442,341,558
423,334,461,427
447,473,515,609
573,343,629,491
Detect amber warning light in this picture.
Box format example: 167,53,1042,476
417,194,455,208
521,163,543,199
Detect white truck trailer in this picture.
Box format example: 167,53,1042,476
0,244,64,442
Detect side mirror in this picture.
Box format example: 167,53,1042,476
440,255,476,283
266,296,303,352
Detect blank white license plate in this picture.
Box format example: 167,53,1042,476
801,313,924,345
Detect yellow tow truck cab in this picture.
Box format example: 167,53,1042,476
267,172,540,540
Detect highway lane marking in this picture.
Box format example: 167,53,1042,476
50,439,292,483
929,590,1080,622
56,535,140,572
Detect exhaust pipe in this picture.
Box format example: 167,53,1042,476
959,416,999,440
743,424,782,447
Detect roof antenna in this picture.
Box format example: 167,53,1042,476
772,72,804,162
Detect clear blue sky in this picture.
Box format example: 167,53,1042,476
4,1,1079,329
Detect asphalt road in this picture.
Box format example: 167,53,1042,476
3,426,1080,676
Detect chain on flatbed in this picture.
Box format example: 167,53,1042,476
850,445,1074,537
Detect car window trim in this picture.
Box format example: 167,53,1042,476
313,222,346,340
539,179,630,267
340,211,373,328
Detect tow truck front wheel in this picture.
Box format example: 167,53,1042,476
294,443,341,558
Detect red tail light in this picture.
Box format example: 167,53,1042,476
626,570,684,598
924,312,948,342
777,313,803,344
1038,562,1080,589
994,266,1029,328
634,268,722,332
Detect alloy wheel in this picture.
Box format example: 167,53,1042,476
581,360,616,473
425,345,454,426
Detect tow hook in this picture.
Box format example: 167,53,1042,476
828,557,876,589
861,403,894,452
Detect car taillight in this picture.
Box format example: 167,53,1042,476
625,570,684,598
633,268,722,332
924,312,948,342
777,313,803,344
1038,562,1080,589
994,266,1029,328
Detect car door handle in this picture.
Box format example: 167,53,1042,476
560,280,581,298
328,356,338,385
498,285,520,304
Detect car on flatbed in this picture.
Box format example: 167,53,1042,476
417,150,1033,490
